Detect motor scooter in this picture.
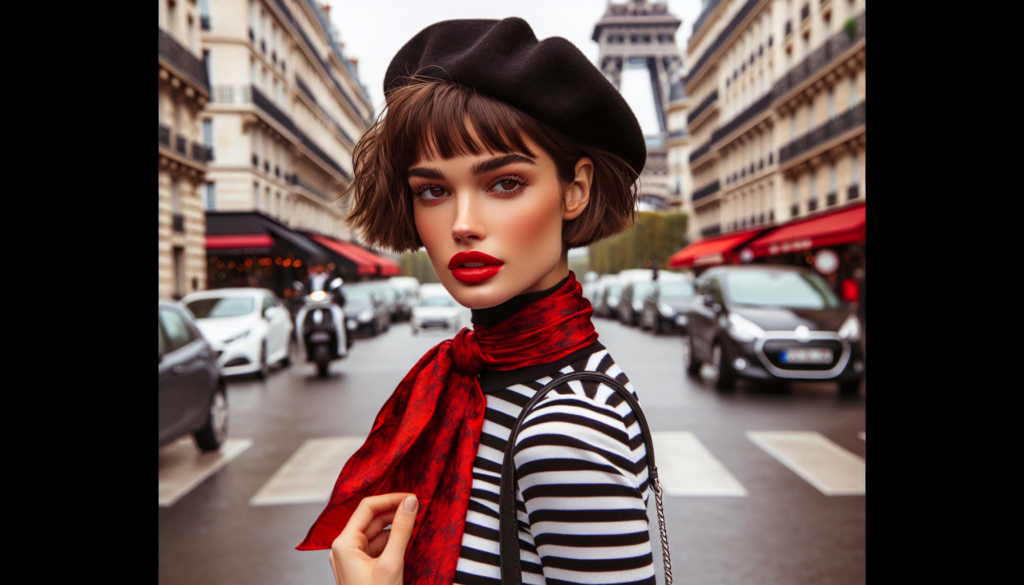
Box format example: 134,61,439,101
293,278,352,377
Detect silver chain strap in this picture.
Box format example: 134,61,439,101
653,474,673,585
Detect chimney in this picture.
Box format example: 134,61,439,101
320,2,331,19
348,57,358,75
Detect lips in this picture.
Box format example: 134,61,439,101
448,251,504,284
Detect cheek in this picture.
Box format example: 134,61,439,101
501,188,563,254
413,206,451,269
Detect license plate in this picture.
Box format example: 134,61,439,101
309,332,331,343
781,347,833,364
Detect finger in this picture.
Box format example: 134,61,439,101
367,529,391,558
364,511,396,541
378,495,418,568
341,493,415,536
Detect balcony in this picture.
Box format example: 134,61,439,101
192,142,213,162
711,92,771,144
686,0,760,86
689,89,719,123
158,27,210,93
159,125,170,147
173,214,185,233
692,180,721,203
689,139,713,163
779,102,865,165
848,184,860,200
175,135,187,155
773,10,865,101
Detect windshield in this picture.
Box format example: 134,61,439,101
345,289,372,303
186,297,255,319
419,296,455,307
632,282,654,298
725,271,839,309
660,282,696,298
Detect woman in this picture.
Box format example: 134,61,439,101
299,18,655,585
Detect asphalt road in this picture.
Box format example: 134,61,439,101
158,313,865,585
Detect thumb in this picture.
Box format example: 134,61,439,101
379,495,418,568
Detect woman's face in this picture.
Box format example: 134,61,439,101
409,132,588,309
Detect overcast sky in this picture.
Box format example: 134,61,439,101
328,0,704,134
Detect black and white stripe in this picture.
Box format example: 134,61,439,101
455,348,655,585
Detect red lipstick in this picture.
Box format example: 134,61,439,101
448,251,504,284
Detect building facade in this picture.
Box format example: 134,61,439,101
685,0,865,242
159,1,214,299
665,77,692,215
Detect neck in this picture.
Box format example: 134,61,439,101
471,274,571,326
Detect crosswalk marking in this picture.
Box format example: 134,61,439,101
159,437,253,507
746,431,865,496
249,437,365,506
652,431,747,496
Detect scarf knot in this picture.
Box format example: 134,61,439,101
450,328,485,374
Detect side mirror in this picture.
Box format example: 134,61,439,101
329,277,343,291
293,281,305,292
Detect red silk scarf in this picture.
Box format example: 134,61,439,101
297,273,598,584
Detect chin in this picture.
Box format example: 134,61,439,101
444,280,516,310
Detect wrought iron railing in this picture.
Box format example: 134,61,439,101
689,138,713,163
711,92,772,144
175,135,187,154
159,125,170,147
772,10,865,101
686,0,760,87
191,142,213,162
692,180,721,203
779,101,865,164
689,89,719,123
158,27,210,92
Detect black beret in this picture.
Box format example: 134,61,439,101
384,17,647,175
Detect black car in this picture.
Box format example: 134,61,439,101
640,279,697,334
618,280,656,326
594,281,622,319
159,300,228,451
344,285,389,336
685,265,864,394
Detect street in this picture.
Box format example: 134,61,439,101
158,316,865,585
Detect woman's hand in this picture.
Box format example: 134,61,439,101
328,493,418,585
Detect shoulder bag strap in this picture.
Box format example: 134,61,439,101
497,370,673,584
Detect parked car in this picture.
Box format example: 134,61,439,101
344,284,390,336
159,300,228,451
685,265,865,394
411,294,461,334
640,278,697,334
389,276,420,321
618,271,685,326
181,288,293,379
594,279,622,318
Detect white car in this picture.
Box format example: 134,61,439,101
411,294,461,334
181,288,294,378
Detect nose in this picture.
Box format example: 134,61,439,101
451,192,485,244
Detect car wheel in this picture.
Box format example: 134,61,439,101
839,379,861,396
257,342,269,379
314,344,330,378
685,334,702,377
194,386,228,452
281,336,293,367
711,342,735,392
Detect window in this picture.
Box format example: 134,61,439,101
253,181,260,209
791,181,799,204
171,178,181,213
204,182,217,210
265,187,271,212
167,0,176,35
159,307,195,352
203,49,211,84
188,16,196,52
829,165,838,192
810,173,817,200
851,154,860,185
172,247,186,299
849,75,857,107
807,101,815,132
251,58,257,87
202,119,212,147
827,88,835,120
276,192,282,217
790,115,797,140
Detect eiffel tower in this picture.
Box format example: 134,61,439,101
593,0,683,210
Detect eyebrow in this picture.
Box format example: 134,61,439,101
407,153,536,180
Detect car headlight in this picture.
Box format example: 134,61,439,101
658,302,676,317
727,313,765,342
224,330,250,344
839,314,861,342
357,309,373,322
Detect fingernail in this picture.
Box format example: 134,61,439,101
403,495,418,514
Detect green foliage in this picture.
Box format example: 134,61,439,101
588,212,690,275
400,249,440,284
844,18,857,41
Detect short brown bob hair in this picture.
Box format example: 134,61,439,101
345,78,639,253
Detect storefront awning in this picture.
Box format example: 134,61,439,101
668,228,768,268
747,201,865,258
205,234,274,250
310,234,379,276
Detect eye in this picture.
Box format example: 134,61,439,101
412,184,450,203
488,175,527,196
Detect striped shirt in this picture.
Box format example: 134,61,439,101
454,344,655,585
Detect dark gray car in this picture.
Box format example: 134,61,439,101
159,300,228,451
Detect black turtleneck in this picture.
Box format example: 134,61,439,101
470,274,604,393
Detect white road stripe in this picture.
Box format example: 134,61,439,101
249,437,364,506
747,431,865,495
158,437,253,507
651,431,748,496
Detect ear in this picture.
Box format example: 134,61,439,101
563,157,594,221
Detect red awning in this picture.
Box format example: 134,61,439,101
668,228,768,268
205,234,274,250
747,201,865,258
311,235,379,275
